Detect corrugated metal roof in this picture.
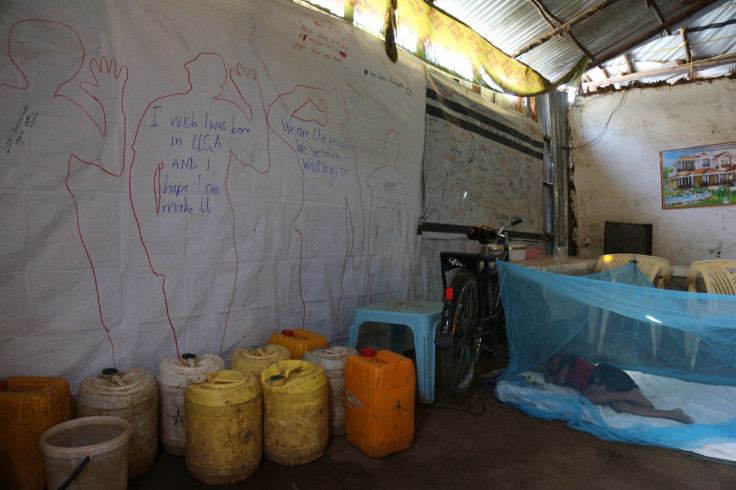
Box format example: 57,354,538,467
431,0,736,88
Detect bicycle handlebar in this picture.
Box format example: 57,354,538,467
502,219,523,231
466,219,522,245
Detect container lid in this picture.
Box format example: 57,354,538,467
187,370,259,405
86,368,153,393
232,344,290,362
360,347,377,357
260,360,325,389
158,354,225,378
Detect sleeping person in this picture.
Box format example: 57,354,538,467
544,355,693,424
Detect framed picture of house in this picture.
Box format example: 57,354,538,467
660,141,736,209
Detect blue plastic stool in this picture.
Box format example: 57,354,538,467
348,300,443,404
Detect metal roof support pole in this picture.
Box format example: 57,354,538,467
538,91,570,255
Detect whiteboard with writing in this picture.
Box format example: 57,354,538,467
422,73,545,237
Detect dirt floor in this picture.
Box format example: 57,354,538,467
129,354,736,490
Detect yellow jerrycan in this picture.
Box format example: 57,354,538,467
185,369,262,485
260,360,328,465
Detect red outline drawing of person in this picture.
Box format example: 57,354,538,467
365,129,412,300
267,86,365,335
129,52,269,357
1,19,128,366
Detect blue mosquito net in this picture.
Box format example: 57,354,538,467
494,261,736,462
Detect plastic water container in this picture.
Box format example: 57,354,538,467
269,329,328,360
302,346,358,435
39,416,130,490
0,377,71,489
260,360,328,465
345,348,415,458
157,353,225,455
230,344,291,378
76,368,158,478
185,369,262,485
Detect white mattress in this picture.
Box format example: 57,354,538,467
495,370,736,462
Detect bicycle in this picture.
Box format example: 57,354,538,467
434,219,522,397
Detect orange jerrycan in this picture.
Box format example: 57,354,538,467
344,348,415,458
269,329,328,360
0,377,71,489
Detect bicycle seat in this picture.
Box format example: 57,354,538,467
466,224,499,244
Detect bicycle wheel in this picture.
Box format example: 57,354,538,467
440,269,480,396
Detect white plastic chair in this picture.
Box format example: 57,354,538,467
587,254,671,356
685,260,736,368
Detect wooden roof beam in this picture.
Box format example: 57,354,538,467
591,0,719,66
623,54,634,75
583,52,736,88
513,0,620,58
644,0,671,36
681,26,692,79
682,26,692,64
524,0,597,61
